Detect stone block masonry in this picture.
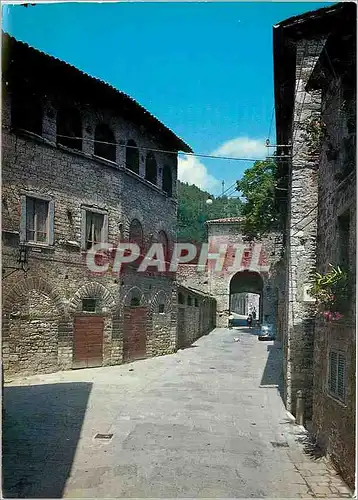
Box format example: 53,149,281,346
1,34,191,377
177,285,216,349
307,24,356,489
177,220,285,329
274,4,356,489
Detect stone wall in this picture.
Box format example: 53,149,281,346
230,293,248,315
177,285,216,349
177,264,208,293
281,38,325,419
310,47,356,489
2,43,183,377
176,222,285,330
206,221,284,328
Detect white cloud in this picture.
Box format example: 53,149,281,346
178,154,221,191
178,136,266,192
211,137,267,159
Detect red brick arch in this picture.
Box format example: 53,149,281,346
68,282,116,315
150,290,171,315
3,276,65,316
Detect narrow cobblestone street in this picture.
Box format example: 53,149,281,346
3,327,353,498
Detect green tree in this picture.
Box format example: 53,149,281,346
177,181,243,243
235,159,279,239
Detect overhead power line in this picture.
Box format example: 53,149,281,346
52,132,265,162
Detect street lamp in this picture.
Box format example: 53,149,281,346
206,198,213,206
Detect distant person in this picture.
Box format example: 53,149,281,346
228,314,234,329
247,314,253,328
252,308,257,321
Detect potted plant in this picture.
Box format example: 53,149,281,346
308,264,350,321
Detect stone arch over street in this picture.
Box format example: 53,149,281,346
178,218,284,328
229,270,263,322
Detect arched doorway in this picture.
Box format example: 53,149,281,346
229,271,263,325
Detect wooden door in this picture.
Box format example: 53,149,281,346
123,306,147,362
73,315,104,368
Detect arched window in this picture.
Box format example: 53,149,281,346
57,107,82,151
158,230,169,264
145,152,157,185
94,123,116,162
178,292,185,305
162,165,172,196
129,219,143,255
11,91,42,136
126,139,139,174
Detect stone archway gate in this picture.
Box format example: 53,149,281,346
205,218,284,328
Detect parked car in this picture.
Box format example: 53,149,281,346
258,324,275,341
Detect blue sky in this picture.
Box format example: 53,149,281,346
3,2,331,195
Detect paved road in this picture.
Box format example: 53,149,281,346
3,327,352,498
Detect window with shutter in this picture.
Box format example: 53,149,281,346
328,350,346,403
337,354,346,400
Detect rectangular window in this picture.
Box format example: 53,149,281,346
86,212,104,250
82,298,97,312
81,208,108,250
26,197,48,243
328,350,346,403
20,194,54,245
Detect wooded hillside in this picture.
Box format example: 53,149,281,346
177,181,243,243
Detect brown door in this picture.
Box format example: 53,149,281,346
123,306,147,362
73,315,104,368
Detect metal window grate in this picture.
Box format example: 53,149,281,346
337,354,346,400
328,350,346,402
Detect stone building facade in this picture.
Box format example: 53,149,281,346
177,286,216,349
274,14,325,420
306,15,356,490
274,3,356,489
177,218,284,330
230,293,248,315
2,33,193,377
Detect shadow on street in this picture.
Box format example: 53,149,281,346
260,341,284,402
2,382,92,498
